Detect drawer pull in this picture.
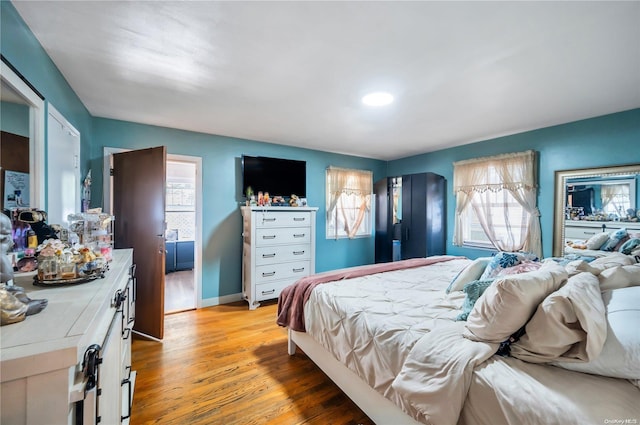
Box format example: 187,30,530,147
293,233,305,238
262,253,276,258
293,267,305,273
293,250,305,255
583,232,596,235
293,217,305,221
262,235,277,239
263,218,276,222
262,271,276,277
261,289,275,295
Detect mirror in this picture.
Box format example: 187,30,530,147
553,164,640,256
0,58,46,209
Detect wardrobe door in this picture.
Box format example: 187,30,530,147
425,172,446,256
401,173,426,259
374,178,392,263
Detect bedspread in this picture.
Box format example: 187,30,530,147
277,255,465,331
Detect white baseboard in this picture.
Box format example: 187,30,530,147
200,292,243,308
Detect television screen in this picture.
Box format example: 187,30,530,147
242,155,306,198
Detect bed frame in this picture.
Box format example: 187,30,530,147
288,329,421,425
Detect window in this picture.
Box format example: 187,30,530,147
453,150,541,257
326,167,373,239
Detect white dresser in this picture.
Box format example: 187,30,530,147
1,249,136,425
564,220,640,243
241,206,317,310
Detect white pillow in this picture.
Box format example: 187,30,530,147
589,252,635,272
598,264,640,291
464,262,568,344
586,232,610,250
446,257,491,294
553,286,640,379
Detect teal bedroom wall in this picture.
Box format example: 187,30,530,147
388,108,640,259
92,118,386,300
0,101,29,136
1,1,94,207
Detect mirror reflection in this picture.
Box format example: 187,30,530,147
0,60,46,210
553,164,640,256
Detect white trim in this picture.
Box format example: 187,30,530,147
200,293,243,308
1,61,46,208
47,104,80,224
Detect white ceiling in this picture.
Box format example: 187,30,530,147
11,1,640,160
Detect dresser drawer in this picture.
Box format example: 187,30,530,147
256,260,311,284
255,211,311,228
256,227,311,246
255,278,298,301
564,225,604,240
255,244,311,265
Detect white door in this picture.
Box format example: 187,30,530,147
47,105,80,226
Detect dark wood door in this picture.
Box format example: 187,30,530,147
113,146,166,339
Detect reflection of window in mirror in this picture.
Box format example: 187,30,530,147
566,177,637,219
392,177,402,224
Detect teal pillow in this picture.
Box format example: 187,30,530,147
619,238,640,255
602,228,628,251
456,279,495,321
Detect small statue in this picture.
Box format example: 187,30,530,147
1,212,48,326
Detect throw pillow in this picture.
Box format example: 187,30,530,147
619,238,640,255
464,262,568,344
585,232,610,250
456,279,494,321
601,228,628,252
553,286,640,379
446,257,491,294
479,251,539,280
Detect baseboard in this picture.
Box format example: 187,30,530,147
200,292,243,308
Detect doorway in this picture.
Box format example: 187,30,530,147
164,159,197,313
104,148,202,318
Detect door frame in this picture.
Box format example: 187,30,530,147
103,147,202,310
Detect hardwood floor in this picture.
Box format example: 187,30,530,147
131,301,374,425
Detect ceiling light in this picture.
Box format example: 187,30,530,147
362,92,394,107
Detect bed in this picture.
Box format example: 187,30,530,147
277,254,640,425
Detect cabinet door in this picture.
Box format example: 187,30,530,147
374,178,392,263
98,314,123,425
165,241,176,273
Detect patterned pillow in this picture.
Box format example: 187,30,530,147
479,251,539,280
456,279,494,321
619,238,640,255
601,228,628,252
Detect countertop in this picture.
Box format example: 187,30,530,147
0,248,133,382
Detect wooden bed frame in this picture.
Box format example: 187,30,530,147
288,329,421,425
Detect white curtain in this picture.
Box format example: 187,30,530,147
600,184,628,214
453,150,541,257
326,167,372,239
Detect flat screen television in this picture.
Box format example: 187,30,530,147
242,155,306,198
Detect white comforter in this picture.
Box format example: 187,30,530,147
303,259,640,425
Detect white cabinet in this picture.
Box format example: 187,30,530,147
242,207,317,310
0,249,136,425
564,220,640,243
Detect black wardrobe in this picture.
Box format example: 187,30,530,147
375,172,445,263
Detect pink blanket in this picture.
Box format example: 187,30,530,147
276,256,463,331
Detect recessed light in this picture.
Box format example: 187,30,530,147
362,92,394,107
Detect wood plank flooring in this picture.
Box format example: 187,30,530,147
164,270,195,314
131,300,374,425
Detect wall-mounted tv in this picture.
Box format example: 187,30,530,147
242,155,306,198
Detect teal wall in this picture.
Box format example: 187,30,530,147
1,1,93,207
0,101,29,136
92,119,385,299
3,0,640,301
389,108,640,259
